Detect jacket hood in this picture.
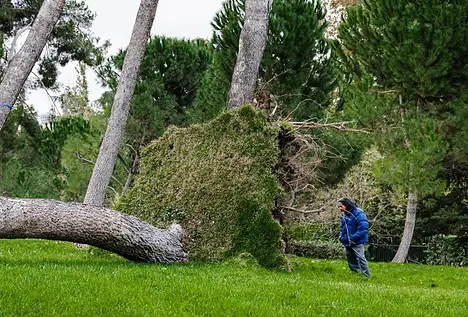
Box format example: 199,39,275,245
338,197,357,212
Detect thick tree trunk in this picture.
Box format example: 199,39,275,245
84,0,159,206
227,0,273,109
0,0,65,130
0,197,186,262
392,191,417,263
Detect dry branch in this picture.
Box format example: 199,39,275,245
288,121,370,134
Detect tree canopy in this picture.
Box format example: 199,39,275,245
0,0,108,88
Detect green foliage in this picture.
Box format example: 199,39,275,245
2,240,467,317
60,132,100,202
315,127,369,185
411,92,468,243
285,224,338,242
417,185,468,245
285,224,345,260
440,95,468,165
37,58,58,88
0,0,108,87
425,235,467,267
40,116,93,169
117,106,286,268
373,111,447,195
303,147,408,245
0,105,64,199
185,56,228,124
337,1,468,241
100,36,212,149
0,107,107,200
0,158,62,198
262,0,336,119
0,106,40,164
338,0,468,101
191,0,337,122
339,84,449,198
341,77,396,128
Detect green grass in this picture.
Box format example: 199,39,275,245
0,240,467,317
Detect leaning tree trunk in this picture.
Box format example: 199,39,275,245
392,191,418,263
227,0,273,109
0,0,65,130
0,197,186,262
84,0,159,206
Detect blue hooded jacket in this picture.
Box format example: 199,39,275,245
339,207,369,247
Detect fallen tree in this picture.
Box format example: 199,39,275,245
0,197,186,263
116,105,288,269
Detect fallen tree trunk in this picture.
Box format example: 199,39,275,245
0,197,187,263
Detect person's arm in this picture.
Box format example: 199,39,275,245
339,216,346,242
350,213,368,242
339,218,342,238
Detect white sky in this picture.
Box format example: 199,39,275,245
30,0,224,116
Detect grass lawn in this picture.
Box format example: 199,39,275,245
0,239,466,316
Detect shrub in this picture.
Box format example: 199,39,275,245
285,223,339,242
116,105,286,268
425,235,467,267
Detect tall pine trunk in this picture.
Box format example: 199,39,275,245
392,191,417,263
84,0,159,206
0,0,65,130
227,0,273,109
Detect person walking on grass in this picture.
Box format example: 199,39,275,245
338,197,371,277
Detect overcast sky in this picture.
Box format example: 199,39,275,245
31,0,224,115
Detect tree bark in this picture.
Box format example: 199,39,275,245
0,0,65,130
0,197,186,263
227,0,273,109
84,0,159,206
392,191,417,263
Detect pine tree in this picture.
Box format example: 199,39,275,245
190,0,337,122
339,0,467,102
0,0,107,87
338,0,468,262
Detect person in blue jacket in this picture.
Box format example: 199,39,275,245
338,197,371,277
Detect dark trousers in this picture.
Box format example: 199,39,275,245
346,244,371,277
